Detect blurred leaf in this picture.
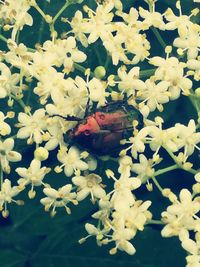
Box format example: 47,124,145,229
0,250,26,267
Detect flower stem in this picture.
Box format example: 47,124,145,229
140,68,156,78
151,176,163,193
33,3,47,21
189,93,200,113
154,164,178,177
52,1,70,24
104,53,111,69
37,1,48,44
147,219,164,225
0,34,7,43
74,63,95,77
94,46,103,66
0,166,3,189
151,27,167,49
164,146,198,175
10,94,26,111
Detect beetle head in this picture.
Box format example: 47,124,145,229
74,116,100,136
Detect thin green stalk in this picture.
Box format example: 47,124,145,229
189,93,200,113
0,166,3,189
10,94,26,111
94,46,103,66
151,176,163,193
37,1,48,44
154,164,178,177
0,34,7,43
33,3,47,21
164,146,198,175
186,168,198,175
74,63,95,78
147,219,164,225
104,53,111,69
19,69,24,92
0,34,36,52
27,47,36,53
140,68,156,78
52,1,70,24
16,30,20,44
151,27,167,49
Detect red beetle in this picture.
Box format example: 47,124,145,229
53,99,141,155
70,102,141,155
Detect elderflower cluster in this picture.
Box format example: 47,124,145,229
80,157,152,255
0,0,199,265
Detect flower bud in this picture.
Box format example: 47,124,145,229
34,147,49,161
45,15,52,23
94,66,106,79
195,88,200,96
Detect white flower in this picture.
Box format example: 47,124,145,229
0,179,21,217
111,219,136,255
70,11,89,47
0,62,20,97
42,38,87,72
0,138,21,173
181,234,200,267
103,35,129,65
0,0,33,40
72,173,106,202
85,223,102,236
194,173,200,183
161,189,200,237
173,23,200,60
88,78,109,106
109,171,141,213
174,119,200,158
40,184,77,216
137,80,170,114
44,120,66,151
5,40,33,76
57,146,89,177
17,109,47,144
131,154,155,183
144,118,180,155
16,159,50,193
84,2,115,44
82,222,110,247
92,199,111,222
115,24,150,64
116,8,140,28
187,59,200,81
125,200,152,231
149,56,193,98
0,111,11,136
164,7,192,32
33,68,68,103
117,66,146,96
124,126,150,159
139,7,166,30
45,76,88,118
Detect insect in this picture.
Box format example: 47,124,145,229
53,95,142,156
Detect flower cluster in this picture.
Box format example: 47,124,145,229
80,157,152,255
0,0,199,265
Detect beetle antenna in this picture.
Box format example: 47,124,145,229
51,114,82,121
